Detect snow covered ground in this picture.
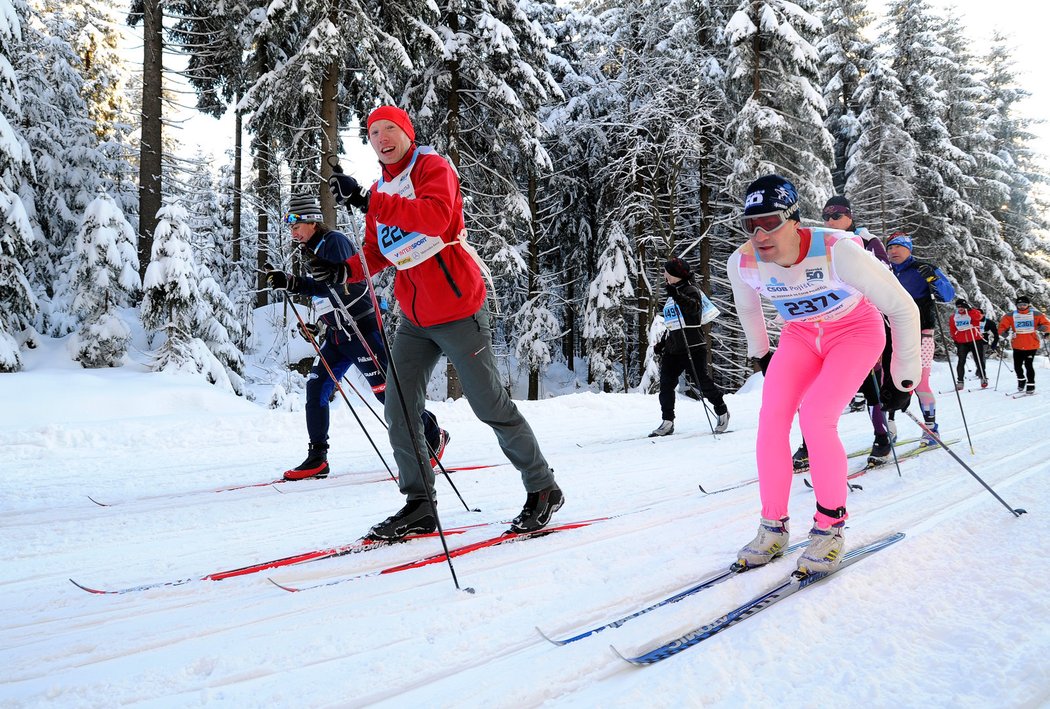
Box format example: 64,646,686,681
2,335,1048,707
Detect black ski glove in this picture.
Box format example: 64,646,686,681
297,321,321,342
916,263,937,283
266,270,296,291
654,340,665,356
329,173,370,213
756,350,774,375
880,383,912,413
309,258,348,284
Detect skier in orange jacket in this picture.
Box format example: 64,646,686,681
998,294,1050,394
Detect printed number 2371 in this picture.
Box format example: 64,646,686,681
784,292,840,316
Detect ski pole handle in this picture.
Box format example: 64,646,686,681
326,154,344,175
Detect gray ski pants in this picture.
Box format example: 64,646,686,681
384,305,556,501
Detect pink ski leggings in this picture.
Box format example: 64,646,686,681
758,301,886,528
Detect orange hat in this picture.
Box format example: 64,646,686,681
366,105,415,142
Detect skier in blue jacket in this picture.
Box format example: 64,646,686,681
885,233,955,446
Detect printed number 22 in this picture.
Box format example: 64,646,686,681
379,225,405,249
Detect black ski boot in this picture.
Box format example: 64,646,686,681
367,499,437,541
509,484,565,533
867,434,892,466
283,442,330,481
792,442,809,472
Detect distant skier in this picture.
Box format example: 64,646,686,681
649,257,730,437
982,314,1001,353
265,194,446,480
949,299,988,389
885,232,956,446
727,175,920,575
998,294,1050,394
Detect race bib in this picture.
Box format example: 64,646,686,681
953,312,972,330
756,229,861,322
375,146,447,270
1014,311,1035,334
700,292,720,325
312,296,334,317
663,299,683,331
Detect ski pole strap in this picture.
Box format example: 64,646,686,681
816,502,847,519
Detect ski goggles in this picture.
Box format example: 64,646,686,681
821,207,851,221
284,213,322,224
740,205,798,236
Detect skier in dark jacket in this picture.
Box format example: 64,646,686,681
885,232,955,446
650,257,729,436
266,194,445,480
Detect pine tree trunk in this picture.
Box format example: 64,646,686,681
255,139,272,309
563,279,575,371
232,100,242,265
527,172,539,400
444,22,464,401
319,60,339,224
137,0,163,279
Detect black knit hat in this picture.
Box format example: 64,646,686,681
822,195,852,220
287,194,323,223
956,298,969,309
743,175,800,220
1016,294,1031,306
664,257,691,279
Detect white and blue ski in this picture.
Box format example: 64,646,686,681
612,532,905,665
536,541,807,646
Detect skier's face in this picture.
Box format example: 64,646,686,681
747,218,800,267
664,271,682,285
886,244,911,264
369,120,413,165
822,210,852,230
290,222,315,244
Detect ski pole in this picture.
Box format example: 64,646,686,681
972,337,988,383
329,155,473,593
868,370,904,478
299,238,471,508
994,340,1005,390
320,280,462,488
901,409,1027,517
932,305,975,454
681,335,716,435
283,293,397,482
326,257,476,515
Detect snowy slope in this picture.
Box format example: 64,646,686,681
1,340,1048,708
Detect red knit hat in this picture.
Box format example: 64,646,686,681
366,105,415,142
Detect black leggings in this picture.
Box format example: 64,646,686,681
659,349,726,420
1012,349,1037,388
956,341,987,381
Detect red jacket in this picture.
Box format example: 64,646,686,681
345,147,487,327
949,307,984,344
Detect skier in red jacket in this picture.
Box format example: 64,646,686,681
323,105,563,541
948,299,988,389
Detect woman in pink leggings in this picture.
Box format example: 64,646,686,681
726,175,921,575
